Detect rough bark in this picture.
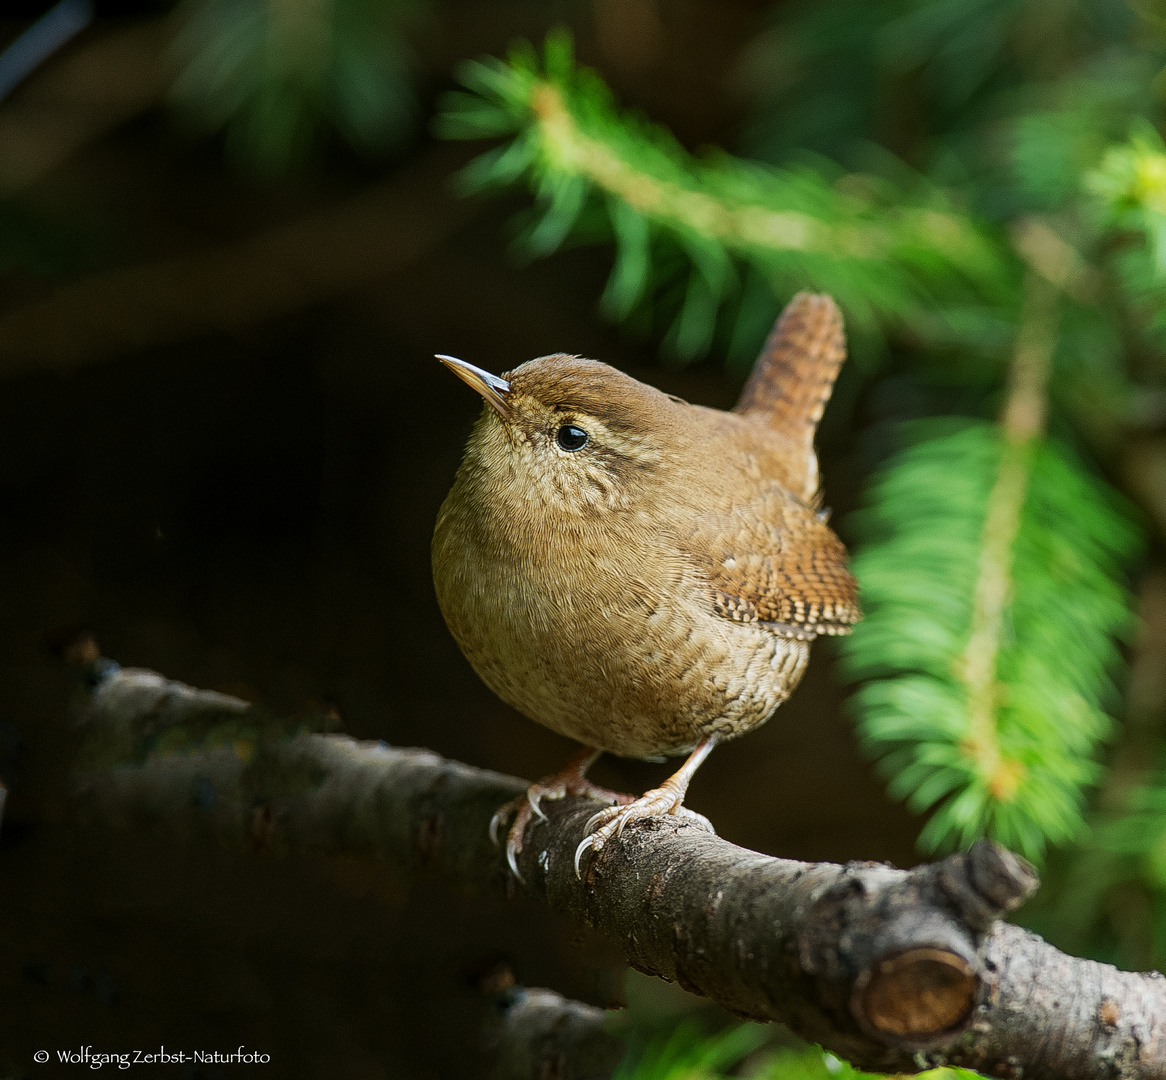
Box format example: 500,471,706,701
71,661,1166,1079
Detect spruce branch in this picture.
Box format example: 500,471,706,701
526,78,830,258
69,658,1166,1079
959,270,1059,812
437,33,1011,360
843,248,1138,858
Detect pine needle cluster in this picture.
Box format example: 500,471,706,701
435,32,1010,364
844,422,1137,858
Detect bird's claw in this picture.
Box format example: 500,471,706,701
492,774,634,880
574,832,598,877
489,797,519,848
506,834,523,882
574,795,715,878
527,788,548,822
489,787,551,851
488,796,530,881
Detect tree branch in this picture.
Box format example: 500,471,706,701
490,987,624,1080
71,659,1166,1079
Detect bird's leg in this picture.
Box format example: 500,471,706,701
490,746,634,879
574,735,719,877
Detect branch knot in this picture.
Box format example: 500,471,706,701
796,841,1035,1051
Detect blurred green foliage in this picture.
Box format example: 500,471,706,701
614,1021,980,1080
169,0,418,171
434,31,1013,366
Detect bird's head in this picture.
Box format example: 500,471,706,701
437,352,687,521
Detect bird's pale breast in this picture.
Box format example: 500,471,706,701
432,480,811,758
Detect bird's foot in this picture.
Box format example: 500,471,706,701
574,787,715,877
490,762,633,880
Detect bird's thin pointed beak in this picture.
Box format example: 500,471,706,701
436,354,512,419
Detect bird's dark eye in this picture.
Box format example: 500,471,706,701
555,424,589,452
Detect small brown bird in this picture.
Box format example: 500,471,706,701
432,292,860,877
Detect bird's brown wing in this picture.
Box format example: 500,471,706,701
688,489,861,640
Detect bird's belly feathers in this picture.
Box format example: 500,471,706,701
433,523,810,758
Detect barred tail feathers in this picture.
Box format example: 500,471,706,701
733,292,846,501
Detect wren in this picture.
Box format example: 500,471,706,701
432,292,860,877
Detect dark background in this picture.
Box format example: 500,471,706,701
0,3,921,1075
